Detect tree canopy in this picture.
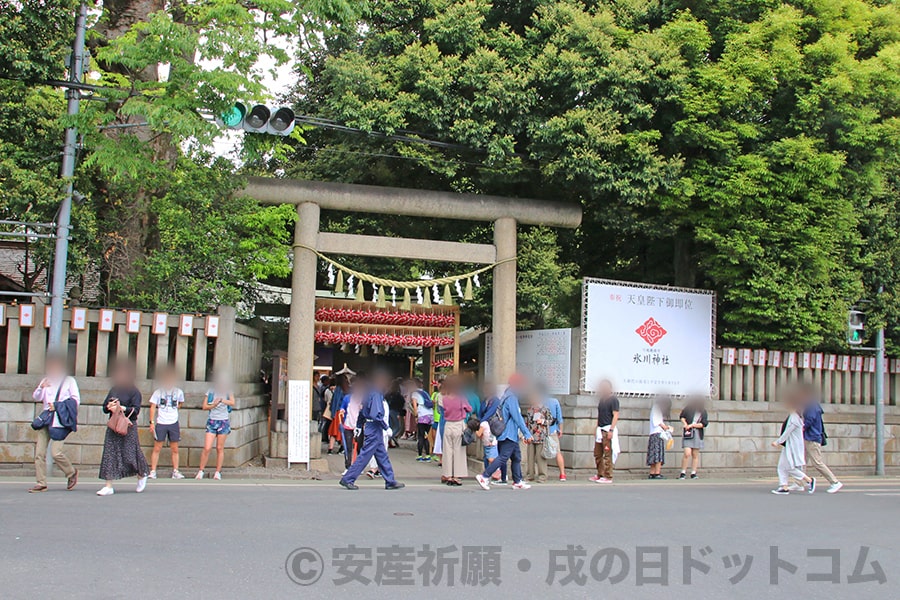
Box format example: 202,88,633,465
1,0,899,351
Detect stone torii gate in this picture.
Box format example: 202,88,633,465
243,176,582,388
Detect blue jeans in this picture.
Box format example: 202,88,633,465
342,422,397,486
483,439,521,484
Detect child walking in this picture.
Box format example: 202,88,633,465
148,365,186,480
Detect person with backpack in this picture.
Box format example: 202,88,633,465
477,381,506,483
148,364,186,480
800,385,843,493
195,372,235,480
475,374,534,491
412,378,433,461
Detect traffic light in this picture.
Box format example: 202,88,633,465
848,309,865,345
216,103,295,136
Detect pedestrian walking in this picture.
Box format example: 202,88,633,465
195,373,235,480
647,395,673,479
340,381,364,471
475,374,533,491
97,360,149,496
591,379,619,484
771,393,816,495
678,396,708,480
326,375,349,455
800,386,843,493
477,381,505,483
339,371,405,490
29,353,80,493
439,375,472,486
148,365,186,480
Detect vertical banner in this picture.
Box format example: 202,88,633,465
205,315,220,338
152,312,168,335
799,352,811,369
178,314,193,336
814,353,824,370
580,278,716,396
71,307,88,331
99,308,115,332
722,348,736,365
840,356,850,371
19,304,35,327
785,352,797,368
0,303,5,326
753,349,767,366
827,355,837,371
768,351,782,368
287,380,311,465
738,349,752,366
44,305,51,328
126,310,142,333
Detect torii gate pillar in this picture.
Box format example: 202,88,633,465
288,201,319,383
492,217,517,385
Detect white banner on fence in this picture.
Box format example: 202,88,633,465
287,380,311,465
484,328,572,395
581,279,715,396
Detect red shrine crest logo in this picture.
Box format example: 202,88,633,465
636,317,667,347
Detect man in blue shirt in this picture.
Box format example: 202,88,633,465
340,371,405,491
476,374,533,490
801,387,842,493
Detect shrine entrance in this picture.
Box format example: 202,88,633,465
243,177,581,463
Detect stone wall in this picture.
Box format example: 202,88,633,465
558,395,900,477
0,374,268,475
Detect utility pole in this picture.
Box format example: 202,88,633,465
875,285,885,476
48,1,87,353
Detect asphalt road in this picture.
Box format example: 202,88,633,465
1,476,898,599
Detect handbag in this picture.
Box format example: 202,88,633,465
31,383,63,430
107,408,133,436
542,433,559,460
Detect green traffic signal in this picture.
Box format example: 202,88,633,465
219,103,246,129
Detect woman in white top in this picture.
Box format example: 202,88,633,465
771,393,816,495
647,396,672,479
196,374,235,480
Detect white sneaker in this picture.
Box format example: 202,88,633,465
827,481,843,494
148,470,157,480
171,470,185,480
136,476,148,493
475,474,491,490
213,472,222,480
195,471,205,480
96,486,114,496
512,482,531,490
787,483,804,491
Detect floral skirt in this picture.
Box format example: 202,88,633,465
646,433,665,466
99,424,149,480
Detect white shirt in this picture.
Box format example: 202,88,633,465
150,388,184,425
33,376,80,428
649,404,665,435
478,421,497,447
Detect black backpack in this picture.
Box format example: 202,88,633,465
488,398,508,437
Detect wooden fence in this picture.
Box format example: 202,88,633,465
0,302,261,383
716,348,898,406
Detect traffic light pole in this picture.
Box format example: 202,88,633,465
48,1,87,353
875,286,885,476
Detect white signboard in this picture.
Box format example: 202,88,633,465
287,380,311,465
484,329,572,395
581,279,715,396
